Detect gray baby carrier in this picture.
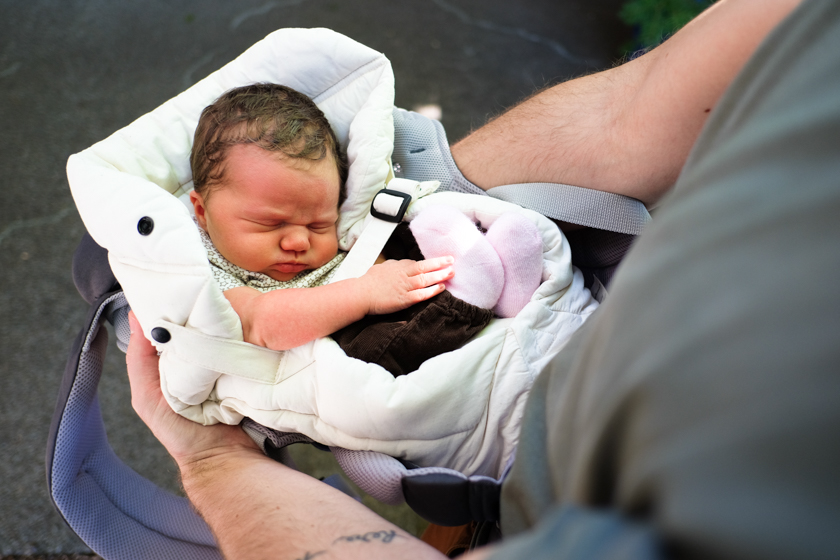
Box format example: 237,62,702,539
46,30,649,559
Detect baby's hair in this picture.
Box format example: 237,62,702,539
191,83,348,204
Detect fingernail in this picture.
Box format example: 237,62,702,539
445,256,455,264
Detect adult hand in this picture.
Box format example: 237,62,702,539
126,311,260,470
126,310,464,560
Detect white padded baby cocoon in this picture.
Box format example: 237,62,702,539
67,28,598,478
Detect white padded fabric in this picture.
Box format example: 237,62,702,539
67,29,599,479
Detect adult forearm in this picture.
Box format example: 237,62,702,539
179,449,446,560
451,0,803,207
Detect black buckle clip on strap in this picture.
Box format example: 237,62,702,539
370,188,412,223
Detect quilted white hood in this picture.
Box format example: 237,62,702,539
68,28,395,342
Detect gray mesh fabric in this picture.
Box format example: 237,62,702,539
566,229,636,267
72,233,119,305
565,229,637,289
392,108,486,195
330,448,408,505
48,292,221,560
330,446,502,514
241,419,316,451
107,299,132,353
241,419,503,515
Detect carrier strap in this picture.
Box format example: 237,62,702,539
47,290,222,559
329,178,439,283
392,106,652,236
486,182,650,236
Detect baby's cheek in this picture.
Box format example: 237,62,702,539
231,236,272,268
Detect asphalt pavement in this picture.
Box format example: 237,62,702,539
0,0,629,554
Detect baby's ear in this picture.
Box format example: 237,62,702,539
190,190,208,228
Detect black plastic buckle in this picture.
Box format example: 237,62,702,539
370,189,412,223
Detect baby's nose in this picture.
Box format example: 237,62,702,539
280,227,310,252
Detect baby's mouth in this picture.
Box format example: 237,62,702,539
273,262,308,274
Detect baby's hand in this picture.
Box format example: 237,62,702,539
361,256,454,315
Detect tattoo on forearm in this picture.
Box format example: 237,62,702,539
333,529,402,545
295,551,326,560
295,529,402,559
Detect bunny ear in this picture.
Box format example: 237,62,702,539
486,212,544,318
410,205,504,310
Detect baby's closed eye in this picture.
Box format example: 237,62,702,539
245,218,284,229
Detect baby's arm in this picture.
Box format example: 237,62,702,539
224,256,454,351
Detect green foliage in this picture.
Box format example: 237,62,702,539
620,0,717,51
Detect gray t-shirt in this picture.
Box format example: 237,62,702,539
491,1,840,558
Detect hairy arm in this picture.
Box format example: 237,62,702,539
225,257,453,350
180,449,442,560
451,0,803,207
126,312,490,560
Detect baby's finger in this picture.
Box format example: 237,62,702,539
412,265,454,288
414,256,454,274
410,283,447,302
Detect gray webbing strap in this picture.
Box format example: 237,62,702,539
391,107,651,236
486,182,651,236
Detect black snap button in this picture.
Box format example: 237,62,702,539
151,327,171,343
137,216,154,236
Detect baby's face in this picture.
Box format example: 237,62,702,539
192,143,341,282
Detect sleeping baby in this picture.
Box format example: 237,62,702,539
190,83,543,374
